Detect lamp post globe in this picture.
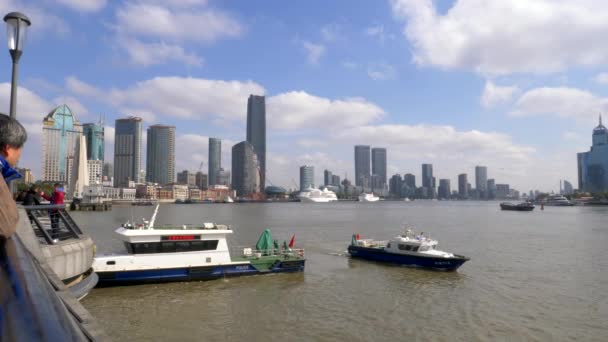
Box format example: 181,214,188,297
3,11,31,119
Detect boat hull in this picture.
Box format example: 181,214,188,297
95,259,305,286
500,203,534,211
347,245,468,271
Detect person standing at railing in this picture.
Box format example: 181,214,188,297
41,183,64,241
22,185,42,205
0,114,27,239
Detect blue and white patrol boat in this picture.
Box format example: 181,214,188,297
93,205,305,285
347,229,469,271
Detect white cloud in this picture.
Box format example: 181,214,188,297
480,81,520,108
52,96,90,119
510,87,608,119
302,41,325,64
593,72,608,84
296,139,328,148
0,0,69,36
0,83,52,122
267,91,384,130
321,23,341,42
114,2,242,42
65,76,103,98
118,37,203,67
391,0,608,75
55,0,106,12
367,63,397,81
107,76,265,121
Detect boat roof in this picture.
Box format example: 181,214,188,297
115,225,233,237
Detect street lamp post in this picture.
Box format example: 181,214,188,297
3,12,31,119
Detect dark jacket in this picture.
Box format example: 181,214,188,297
22,190,41,206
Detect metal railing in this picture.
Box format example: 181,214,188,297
232,247,305,258
22,205,83,244
0,235,101,341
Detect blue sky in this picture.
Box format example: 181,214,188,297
1,0,607,192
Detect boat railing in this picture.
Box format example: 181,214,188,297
22,204,84,245
232,246,305,258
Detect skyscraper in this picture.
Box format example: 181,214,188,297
332,174,340,187
371,147,387,190
487,178,496,199
114,117,142,187
177,170,196,186
208,137,221,186
475,166,488,196
82,121,104,161
247,95,266,190
562,180,573,195
354,145,371,187
403,173,416,188
232,141,260,196
421,164,434,198
438,179,451,199
324,169,333,186
42,104,83,184
389,174,403,197
300,165,314,190
577,115,608,193
146,125,175,185
458,173,468,198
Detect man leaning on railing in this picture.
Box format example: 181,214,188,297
0,113,27,239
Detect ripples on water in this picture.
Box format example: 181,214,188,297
78,202,608,341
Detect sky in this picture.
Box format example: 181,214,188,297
1,0,607,193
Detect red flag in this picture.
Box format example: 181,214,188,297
356,233,360,240
288,234,295,248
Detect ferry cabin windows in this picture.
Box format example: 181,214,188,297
397,244,420,252
124,240,220,254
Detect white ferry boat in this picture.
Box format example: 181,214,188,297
298,187,338,203
543,195,574,206
93,205,305,285
348,229,469,271
358,193,380,202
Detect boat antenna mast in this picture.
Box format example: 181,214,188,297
147,203,160,229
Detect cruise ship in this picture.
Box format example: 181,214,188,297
298,187,338,203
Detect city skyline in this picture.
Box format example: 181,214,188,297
5,1,607,192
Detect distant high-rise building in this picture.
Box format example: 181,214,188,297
562,180,574,195
217,168,231,187
475,166,488,196
354,145,371,187
496,184,510,199
487,179,496,199
114,116,142,187
300,165,314,190
371,147,387,190
438,179,451,199
177,170,196,186
208,137,221,186
458,173,468,198
102,162,113,180
324,169,333,186
87,160,103,185
332,174,341,187
232,141,260,196
403,173,416,188
247,95,266,190
82,121,104,161
421,164,434,198
577,115,608,193
195,172,208,190
146,125,175,185
42,105,83,184
389,174,403,197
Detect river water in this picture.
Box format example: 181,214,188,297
77,201,608,341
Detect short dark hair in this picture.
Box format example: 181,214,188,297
0,113,27,150
54,183,61,187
